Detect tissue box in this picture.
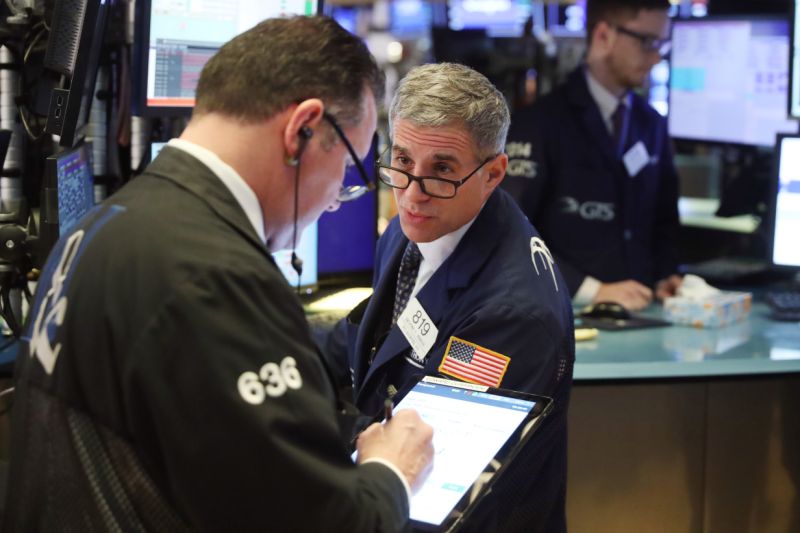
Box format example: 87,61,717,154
663,291,752,328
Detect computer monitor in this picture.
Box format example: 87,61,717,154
391,0,432,38
42,0,108,148
447,0,533,38
134,0,322,116
790,1,800,118
39,142,95,266
669,17,798,147
769,134,800,269
151,141,167,160
272,223,318,292
317,136,378,282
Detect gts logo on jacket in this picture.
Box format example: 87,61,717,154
560,196,615,221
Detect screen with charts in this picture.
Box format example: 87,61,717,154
771,136,800,268
143,0,319,110
669,18,798,146
395,379,537,527
56,144,95,236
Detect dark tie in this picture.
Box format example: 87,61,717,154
392,242,422,325
611,101,626,154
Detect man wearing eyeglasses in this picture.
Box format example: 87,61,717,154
321,63,575,532
504,0,682,311
4,17,435,532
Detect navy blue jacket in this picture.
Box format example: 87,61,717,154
322,188,575,532
503,67,681,295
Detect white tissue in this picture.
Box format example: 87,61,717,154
676,274,720,300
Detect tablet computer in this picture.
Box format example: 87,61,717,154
392,376,553,532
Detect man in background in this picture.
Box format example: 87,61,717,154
505,0,682,311
5,16,433,532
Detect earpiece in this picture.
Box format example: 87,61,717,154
286,126,313,167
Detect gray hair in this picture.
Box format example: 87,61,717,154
388,63,510,158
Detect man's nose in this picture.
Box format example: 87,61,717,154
404,178,430,202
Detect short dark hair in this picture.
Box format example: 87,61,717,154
194,16,384,127
586,0,670,43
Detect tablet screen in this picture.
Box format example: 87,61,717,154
395,377,539,528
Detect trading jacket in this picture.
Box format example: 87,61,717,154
321,188,575,532
504,67,681,295
4,146,410,532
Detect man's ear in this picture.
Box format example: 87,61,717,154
482,153,508,198
591,20,616,55
283,99,325,162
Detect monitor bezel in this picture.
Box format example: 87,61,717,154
789,0,800,119
768,133,800,271
132,0,324,117
668,15,799,148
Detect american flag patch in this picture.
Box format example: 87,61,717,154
438,337,509,387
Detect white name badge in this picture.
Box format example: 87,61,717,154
398,297,438,360
623,141,650,177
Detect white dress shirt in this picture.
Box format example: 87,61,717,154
409,217,478,299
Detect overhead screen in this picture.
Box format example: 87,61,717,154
447,0,533,37
669,18,798,146
139,0,319,114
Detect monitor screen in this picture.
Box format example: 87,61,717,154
317,136,377,280
39,143,95,266
790,1,800,118
151,141,167,160
770,135,800,268
272,223,318,291
447,0,533,38
137,0,320,114
391,0,432,37
669,18,798,147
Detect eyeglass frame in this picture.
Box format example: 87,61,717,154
609,24,672,56
322,112,377,202
376,152,499,200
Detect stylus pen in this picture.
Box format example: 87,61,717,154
384,398,393,422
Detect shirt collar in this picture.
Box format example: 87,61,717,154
167,139,266,244
416,215,478,273
585,69,630,127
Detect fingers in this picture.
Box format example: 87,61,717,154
596,280,653,311
355,408,434,493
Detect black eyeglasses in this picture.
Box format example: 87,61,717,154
377,153,498,199
611,24,671,56
322,112,376,203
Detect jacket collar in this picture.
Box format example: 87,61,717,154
144,146,272,260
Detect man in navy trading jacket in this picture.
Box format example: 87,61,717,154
321,63,575,532
5,16,434,532
504,0,682,311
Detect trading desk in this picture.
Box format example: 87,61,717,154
574,302,800,380
568,300,800,533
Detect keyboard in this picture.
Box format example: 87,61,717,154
684,257,768,283
767,291,800,322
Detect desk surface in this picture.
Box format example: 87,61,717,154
574,301,800,381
